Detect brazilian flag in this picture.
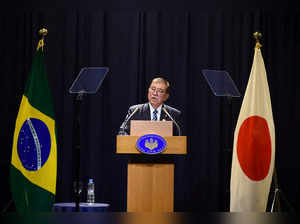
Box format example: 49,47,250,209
10,36,57,213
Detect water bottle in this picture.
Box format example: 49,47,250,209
87,178,95,204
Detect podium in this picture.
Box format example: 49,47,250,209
116,121,186,212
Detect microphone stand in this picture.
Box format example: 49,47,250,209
73,92,85,212
162,107,181,136
119,107,139,135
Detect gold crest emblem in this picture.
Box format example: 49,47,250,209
145,138,158,150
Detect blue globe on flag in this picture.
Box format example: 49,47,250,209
17,118,51,171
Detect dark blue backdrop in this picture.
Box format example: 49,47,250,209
1,1,299,212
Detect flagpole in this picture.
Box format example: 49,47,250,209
254,31,296,212
4,28,49,215
10,27,57,213
252,31,280,212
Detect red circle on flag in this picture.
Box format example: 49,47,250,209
237,115,272,181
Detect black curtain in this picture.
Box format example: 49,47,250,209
1,7,300,212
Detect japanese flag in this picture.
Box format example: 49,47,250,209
230,47,275,211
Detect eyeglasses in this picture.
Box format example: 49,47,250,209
149,86,166,94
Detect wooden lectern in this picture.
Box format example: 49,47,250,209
116,120,186,212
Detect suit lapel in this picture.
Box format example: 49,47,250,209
143,103,151,120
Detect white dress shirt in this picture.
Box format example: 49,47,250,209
149,103,162,121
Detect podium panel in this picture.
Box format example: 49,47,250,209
127,163,174,212
116,136,187,154
130,120,173,136
116,120,186,212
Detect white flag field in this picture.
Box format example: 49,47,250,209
230,46,275,212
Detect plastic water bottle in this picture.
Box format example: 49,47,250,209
87,178,95,204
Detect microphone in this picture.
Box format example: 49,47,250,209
162,107,181,136
119,106,139,135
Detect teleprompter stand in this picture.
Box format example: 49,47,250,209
202,69,241,210
69,67,109,212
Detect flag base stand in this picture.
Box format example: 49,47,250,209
270,168,295,212
0,199,14,215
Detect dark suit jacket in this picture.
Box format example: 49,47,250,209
118,103,183,136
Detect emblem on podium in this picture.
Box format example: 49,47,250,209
136,134,167,155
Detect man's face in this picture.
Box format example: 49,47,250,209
147,81,169,109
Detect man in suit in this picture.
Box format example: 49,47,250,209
118,77,182,136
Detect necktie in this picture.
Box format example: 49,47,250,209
153,109,158,121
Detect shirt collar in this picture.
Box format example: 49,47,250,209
149,103,162,112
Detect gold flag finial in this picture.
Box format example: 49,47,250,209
37,28,48,51
253,32,262,49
